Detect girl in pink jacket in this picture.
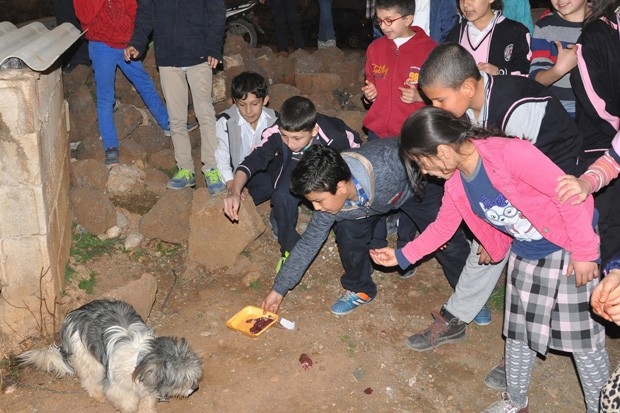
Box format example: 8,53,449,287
370,106,609,413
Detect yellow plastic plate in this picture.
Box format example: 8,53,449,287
226,305,279,338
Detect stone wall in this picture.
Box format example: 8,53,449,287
0,67,71,352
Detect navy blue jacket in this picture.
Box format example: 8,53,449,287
129,0,226,67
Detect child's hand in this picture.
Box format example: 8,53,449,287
207,56,220,69
398,82,422,104
361,80,377,102
591,270,620,324
567,260,599,287
369,247,397,267
477,62,500,75
223,192,242,221
124,46,140,62
262,290,284,313
553,41,578,77
476,244,494,265
556,174,591,205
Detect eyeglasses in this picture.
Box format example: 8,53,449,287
374,15,407,27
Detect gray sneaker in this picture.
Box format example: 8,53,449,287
163,121,199,137
104,147,120,168
482,392,528,413
484,357,507,391
406,308,467,351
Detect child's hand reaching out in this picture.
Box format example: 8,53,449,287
361,80,377,103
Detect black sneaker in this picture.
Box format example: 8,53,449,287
398,265,417,280
104,147,120,168
405,307,467,351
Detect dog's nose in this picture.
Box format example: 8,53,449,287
190,383,199,394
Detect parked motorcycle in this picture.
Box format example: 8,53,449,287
226,0,261,48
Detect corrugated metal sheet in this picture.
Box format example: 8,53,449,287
0,21,81,71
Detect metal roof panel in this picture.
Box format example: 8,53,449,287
0,21,82,71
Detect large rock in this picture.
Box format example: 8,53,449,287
70,187,117,235
66,85,98,143
143,168,169,195
103,273,158,320
188,188,265,269
295,73,342,94
106,164,146,195
113,104,144,140
119,139,148,165
148,149,176,171
139,188,193,243
268,84,302,112
294,53,324,74
131,125,170,153
70,158,109,191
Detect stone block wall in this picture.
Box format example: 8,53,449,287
0,68,71,352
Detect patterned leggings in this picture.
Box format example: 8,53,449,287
505,338,609,412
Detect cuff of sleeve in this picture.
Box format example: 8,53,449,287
610,146,620,164
580,172,598,193
395,249,412,270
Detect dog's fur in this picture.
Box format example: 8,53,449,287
19,299,202,413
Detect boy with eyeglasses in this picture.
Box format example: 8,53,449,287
361,0,436,141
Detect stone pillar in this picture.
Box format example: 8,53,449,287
0,67,71,352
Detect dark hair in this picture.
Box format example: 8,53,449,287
419,43,481,90
585,0,620,26
231,71,268,101
399,106,498,186
279,96,318,132
375,0,416,16
290,145,352,196
456,0,503,14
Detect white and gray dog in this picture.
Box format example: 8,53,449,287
19,299,202,413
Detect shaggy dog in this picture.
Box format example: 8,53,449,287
19,299,202,413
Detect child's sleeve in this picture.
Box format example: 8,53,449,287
215,116,234,183
128,0,154,54
505,23,531,75
529,22,555,77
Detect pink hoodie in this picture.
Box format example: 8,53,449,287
400,137,599,264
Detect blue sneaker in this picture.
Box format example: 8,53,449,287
204,168,226,195
473,304,492,326
167,168,196,189
330,290,374,315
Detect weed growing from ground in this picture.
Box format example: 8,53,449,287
78,272,97,294
71,231,118,263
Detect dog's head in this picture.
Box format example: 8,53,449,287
133,336,203,400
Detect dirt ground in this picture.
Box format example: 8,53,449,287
1,207,619,413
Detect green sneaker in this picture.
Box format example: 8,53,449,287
204,168,226,195
167,169,196,189
276,251,289,273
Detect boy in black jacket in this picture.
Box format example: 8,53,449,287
126,0,227,193
223,96,362,270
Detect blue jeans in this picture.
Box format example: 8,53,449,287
318,0,335,41
88,41,169,150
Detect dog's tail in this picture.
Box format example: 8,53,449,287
18,345,75,378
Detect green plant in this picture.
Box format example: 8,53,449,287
78,272,97,294
248,279,261,289
0,355,21,385
65,264,77,282
340,335,357,357
156,242,181,256
71,232,118,263
488,284,505,312
240,250,251,258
